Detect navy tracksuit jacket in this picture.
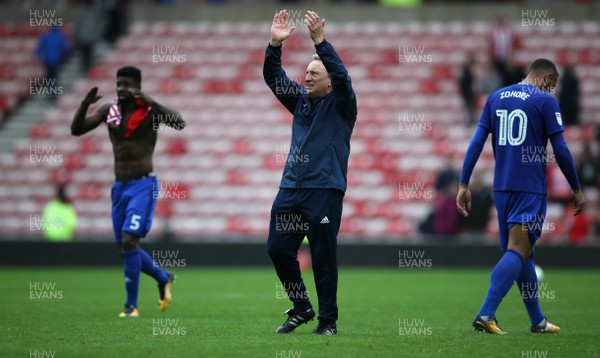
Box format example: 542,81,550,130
263,39,357,191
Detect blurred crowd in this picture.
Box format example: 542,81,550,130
35,0,131,88
447,16,596,246
458,16,581,128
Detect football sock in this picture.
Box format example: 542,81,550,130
517,256,545,325
139,248,170,286
122,248,142,308
478,249,524,317
536,317,547,327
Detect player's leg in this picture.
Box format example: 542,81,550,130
514,196,559,333
267,189,314,333
138,248,172,288
138,249,175,311
474,192,526,334
111,182,139,317
304,189,343,335
119,231,142,317
127,176,174,311
516,252,544,323
515,206,544,327
474,223,527,334
518,254,560,333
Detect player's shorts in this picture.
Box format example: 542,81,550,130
111,172,158,243
493,191,547,252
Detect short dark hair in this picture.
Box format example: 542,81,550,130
116,66,142,86
528,58,558,76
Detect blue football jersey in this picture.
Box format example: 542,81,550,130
479,83,564,194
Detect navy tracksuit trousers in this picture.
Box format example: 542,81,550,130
267,188,344,325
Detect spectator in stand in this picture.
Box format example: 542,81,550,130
594,206,600,245
103,0,131,44
74,0,104,74
460,178,494,243
435,162,459,192
502,55,526,87
35,27,71,90
565,202,590,246
43,184,77,242
559,64,580,126
563,203,592,246
459,53,477,126
489,16,518,83
432,164,460,240
479,57,503,95
576,143,599,189
433,184,461,240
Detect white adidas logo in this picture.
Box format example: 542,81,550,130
320,216,330,224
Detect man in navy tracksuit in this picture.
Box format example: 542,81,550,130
264,10,357,336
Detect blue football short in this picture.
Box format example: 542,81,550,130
111,173,158,243
493,191,547,251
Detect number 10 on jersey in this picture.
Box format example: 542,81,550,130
497,109,527,146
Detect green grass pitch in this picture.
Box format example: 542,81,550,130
1,267,599,357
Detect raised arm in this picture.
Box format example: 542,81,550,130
306,11,357,120
263,10,303,114
131,89,185,131
71,87,108,136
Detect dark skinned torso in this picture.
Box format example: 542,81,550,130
102,105,158,182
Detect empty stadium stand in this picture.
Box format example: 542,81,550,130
0,24,45,126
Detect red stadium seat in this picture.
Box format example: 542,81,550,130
226,216,248,233
77,183,103,200
64,154,86,171
158,78,182,94
419,79,440,94
89,66,109,81
226,169,247,185
166,138,187,156
79,137,101,154
172,64,194,80
29,124,51,139
433,65,454,80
